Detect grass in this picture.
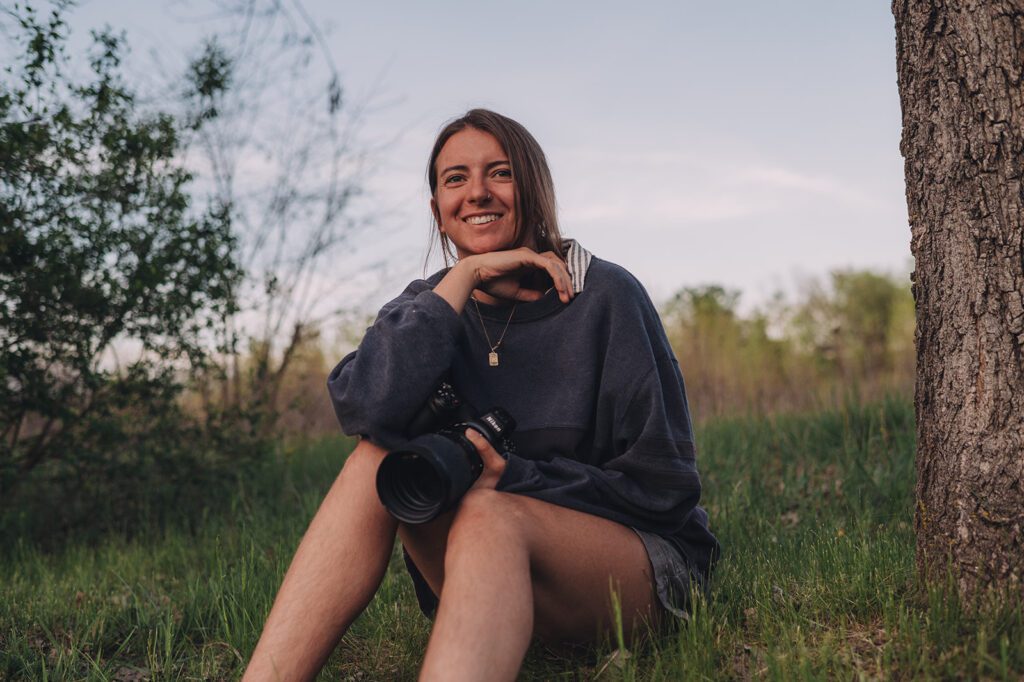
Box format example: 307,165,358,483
2,398,1022,680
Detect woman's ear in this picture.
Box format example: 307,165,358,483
430,198,443,232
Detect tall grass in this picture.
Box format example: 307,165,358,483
3,400,1022,680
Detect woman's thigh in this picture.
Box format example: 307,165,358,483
405,488,660,643
396,509,458,595
498,492,659,643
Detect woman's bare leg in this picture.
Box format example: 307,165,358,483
243,440,398,682
417,489,659,682
243,440,660,681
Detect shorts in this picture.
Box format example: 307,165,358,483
632,528,696,621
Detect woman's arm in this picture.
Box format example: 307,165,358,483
327,283,462,448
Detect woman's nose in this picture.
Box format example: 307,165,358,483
467,177,491,203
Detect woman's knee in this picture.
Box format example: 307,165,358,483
337,438,388,484
446,489,531,556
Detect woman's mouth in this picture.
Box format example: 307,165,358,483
463,214,501,225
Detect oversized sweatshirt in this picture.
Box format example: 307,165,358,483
327,257,720,600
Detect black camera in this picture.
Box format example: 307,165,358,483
375,382,516,524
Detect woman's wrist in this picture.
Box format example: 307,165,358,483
456,255,481,287
433,257,479,314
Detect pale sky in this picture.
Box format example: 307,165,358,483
26,1,910,311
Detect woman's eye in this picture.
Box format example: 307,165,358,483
493,168,512,179
444,174,465,185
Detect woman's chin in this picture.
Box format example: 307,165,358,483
457,242,515,258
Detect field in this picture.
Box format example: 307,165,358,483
2,398,1022,680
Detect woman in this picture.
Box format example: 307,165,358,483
243,110,718,681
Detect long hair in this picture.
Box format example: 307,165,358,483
426,109,562,264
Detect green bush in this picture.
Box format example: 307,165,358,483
0,4,256,543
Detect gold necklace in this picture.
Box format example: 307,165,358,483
471,297,516,367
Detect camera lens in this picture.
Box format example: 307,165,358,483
376,409,516,524
376,451,446,523
376,434,471,524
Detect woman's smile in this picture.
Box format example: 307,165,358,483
463,213,502,225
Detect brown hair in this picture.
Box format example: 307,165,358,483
427,109,562,263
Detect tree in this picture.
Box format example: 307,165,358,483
664,285,791,416
0,3,245,532
173,1,376,436
893,0,1024,595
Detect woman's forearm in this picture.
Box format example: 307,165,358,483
432,257,480,314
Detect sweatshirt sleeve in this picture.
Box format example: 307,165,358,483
495,353,703,538
326,281,464,447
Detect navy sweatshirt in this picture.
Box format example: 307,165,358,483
328,257,719,601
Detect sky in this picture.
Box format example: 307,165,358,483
25,0,910,312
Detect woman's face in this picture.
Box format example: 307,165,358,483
431,128,522,259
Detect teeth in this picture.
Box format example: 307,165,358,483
465,214,500,225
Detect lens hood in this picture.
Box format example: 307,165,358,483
376,433,477,524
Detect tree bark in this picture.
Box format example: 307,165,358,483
893,0,1024,596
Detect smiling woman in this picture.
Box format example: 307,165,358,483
243,109,719,682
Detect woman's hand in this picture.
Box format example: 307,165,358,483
432,247,573,314
466,428,507,491
467,248,574,305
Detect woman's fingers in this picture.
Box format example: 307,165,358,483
465,428,506,490
537,251,573,303
501,248,571,303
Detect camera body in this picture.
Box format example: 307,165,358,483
375,381,516,524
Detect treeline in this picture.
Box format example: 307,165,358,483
255,268,915,438
666,270,914,418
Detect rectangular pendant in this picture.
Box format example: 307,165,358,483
488,351,499,367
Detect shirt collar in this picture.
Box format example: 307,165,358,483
562,238,593,294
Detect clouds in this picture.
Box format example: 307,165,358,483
554,146,884,228
736,166,878,208
543,144,908,305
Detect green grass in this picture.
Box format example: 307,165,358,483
2,399,1022,680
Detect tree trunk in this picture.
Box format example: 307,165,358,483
893,0,1024,596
